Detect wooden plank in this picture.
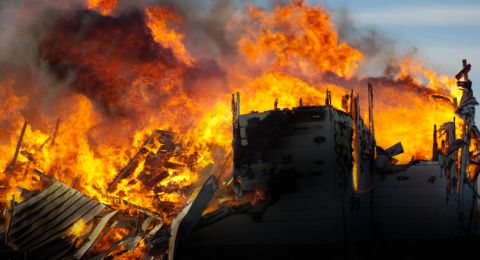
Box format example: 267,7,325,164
108,130,167,192
73,210,118,259
146,221,164,239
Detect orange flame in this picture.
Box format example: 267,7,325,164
239,2,363,78
86,0,117,15
146,6,195,66
68,219,90,237
0,0,472,256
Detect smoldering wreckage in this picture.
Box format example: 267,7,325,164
1,1,480,260
0,60,479,259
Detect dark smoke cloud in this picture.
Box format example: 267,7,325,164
0,1,78,129
39,9,180,117
0,0,410,136
0,0,231,135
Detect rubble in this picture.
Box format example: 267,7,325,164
108,130,178,192
1,60,479,260
1,174,165,259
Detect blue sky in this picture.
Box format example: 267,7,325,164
318,0,480,96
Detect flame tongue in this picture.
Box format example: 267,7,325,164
86,0,117,15
239,3,363,78
0,0,461,217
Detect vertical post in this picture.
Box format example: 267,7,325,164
299,98,303,108
236,92,240,121
231,94,236,130
433,124,438,161
325,89,332,106
458,59,470,195
232,92,241,197
368,83,375,159
274,98,278,110
6,120,28,173
325,89,328,105
456,59,477,232
458,120,470,195
448,123,456,194
51,118,60,146
453,117,456,138
231,93,239,154
351,94,361,192
463,59,470,82
349,89,354,116
356,95,361,190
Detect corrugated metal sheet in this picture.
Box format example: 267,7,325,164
5,181,105,259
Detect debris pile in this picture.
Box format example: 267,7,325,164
0,129,203,258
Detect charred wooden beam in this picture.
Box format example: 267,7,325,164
433,124,438,161
368,83,376,159
51,118,60,146
107,130,174,192
105,195,164,221
456,59,472,92
5,121,28,173
325,89,332,106
455,63,471,81
446,139,467,156
38,136,51,151
15,186,40,200
146,228,171,250
349,89,354,115
196,202,252,230
32,168,54,183
352,94,361,191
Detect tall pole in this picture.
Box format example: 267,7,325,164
6,120,28,173
351,94,361,192
368,83,375,159
432,124,438,161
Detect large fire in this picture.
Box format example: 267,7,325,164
0,0,465,256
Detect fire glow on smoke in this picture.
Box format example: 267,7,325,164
0,0,463,255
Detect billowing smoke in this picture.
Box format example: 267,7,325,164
0,0,459,180
0,0,234,138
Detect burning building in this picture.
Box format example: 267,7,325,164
177,60,480,259
0,0,479,259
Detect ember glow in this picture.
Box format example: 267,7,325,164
0,0,465,256
68,219,90,237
